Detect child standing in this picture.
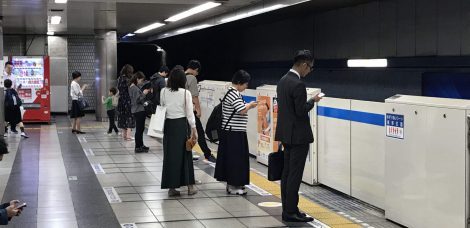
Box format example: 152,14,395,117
3,79,28,138
102,87,119,135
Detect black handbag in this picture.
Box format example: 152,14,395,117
78,96,89,110
268,144,284,181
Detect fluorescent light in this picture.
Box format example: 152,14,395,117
51,16,62,24
165,2,221,22
55,0,67,3
125,33,135,37
47,31,54,36
134,22,165,34
176,24,211,34
221,4,286,23
347,59,388,67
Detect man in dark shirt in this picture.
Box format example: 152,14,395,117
149,66,169,106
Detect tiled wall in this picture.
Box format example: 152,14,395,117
67,36,96,111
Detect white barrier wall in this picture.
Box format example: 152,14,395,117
241,89,258,156
318,98,386,208
317,98,351,195
350,100,385,209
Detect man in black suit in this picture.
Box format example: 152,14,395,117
275,50,322,223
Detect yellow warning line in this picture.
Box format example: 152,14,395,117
193,144,361,228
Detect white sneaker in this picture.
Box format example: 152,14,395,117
227,185,247,195
21,132,29,138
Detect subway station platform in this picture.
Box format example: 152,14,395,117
0,116,402,228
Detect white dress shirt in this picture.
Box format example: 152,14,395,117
4,71,17,89
70,80,83,101
160,88,196,128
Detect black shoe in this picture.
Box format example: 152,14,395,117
142,146,149,151
135,147,148,153
282,213,314,222
297,212,307,218
77,131,86,134
11,130,18,134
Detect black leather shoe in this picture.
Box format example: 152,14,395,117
135,148,148,153
282,213,314,222
297,212,307,218
142,146,149,151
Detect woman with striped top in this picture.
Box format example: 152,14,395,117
214,70,258,195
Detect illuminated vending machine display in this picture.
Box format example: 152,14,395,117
11,56,50,123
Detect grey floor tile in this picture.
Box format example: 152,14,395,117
230,210,269,217
114,208,154,218
200,218,247,228
161,220,204,228
37,221,78,228
156,213,196,222
116,187,137,194
238,216,285,228
135,223,164,228
118,215,158,224
120,193,143,202
192,211,233,220
150,207,191,216
145,200,184,209
135,186,166,193
112,202,148,211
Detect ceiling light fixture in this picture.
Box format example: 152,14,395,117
134,22,165,34
347,59,388,68
50,16,62,24
54,0,68,3
221,4,286,23
176,24,211,34
165,2,221,22
125,33,135,37
47,31,55,36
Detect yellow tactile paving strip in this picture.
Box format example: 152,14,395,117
193,144,362,228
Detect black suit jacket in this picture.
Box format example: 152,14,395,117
274,71,315,145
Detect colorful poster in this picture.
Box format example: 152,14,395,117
272,97,280,152
257,96,271,154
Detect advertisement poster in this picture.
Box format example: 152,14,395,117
257,96,271,155
272,97,280,152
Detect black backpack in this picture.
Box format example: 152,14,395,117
4,89,21,108
205,89,236,142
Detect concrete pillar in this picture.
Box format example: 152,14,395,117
0,19,4,136
95,30,117,121
48,36,69,113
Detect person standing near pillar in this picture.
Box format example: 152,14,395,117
3,61,19,134
70,71,88,134
117,64,135,140
275,50,321,223
185,60,216,163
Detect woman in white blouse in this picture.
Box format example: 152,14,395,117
70,71,88,134
160,67,198,197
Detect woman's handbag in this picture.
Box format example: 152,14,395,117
78,96,89,110
184,89,197,151
148,89,166,138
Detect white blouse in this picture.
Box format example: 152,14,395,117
160,88,196,128
70,80,83,100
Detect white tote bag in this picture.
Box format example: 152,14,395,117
147,89,166,138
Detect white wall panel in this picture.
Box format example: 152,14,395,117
350,100,385,209
318,97,351,195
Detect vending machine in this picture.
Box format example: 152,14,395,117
11,56,51,123
255,85,321,185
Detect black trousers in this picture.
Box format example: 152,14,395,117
134,111,146,148
107,109,118,133
281,143,309,214
194,113,212,157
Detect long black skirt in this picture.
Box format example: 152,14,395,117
214,130,250,186
161,118,195,189
70,100,84,118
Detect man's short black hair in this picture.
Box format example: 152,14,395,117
159,66,169,73
72,71,82,79
293,50,314,66
0,138,9,155
187,60,201,71
231,70,251,85
5,61,12,67
4,79,12,88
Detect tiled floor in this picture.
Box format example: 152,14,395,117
0,115,403,228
